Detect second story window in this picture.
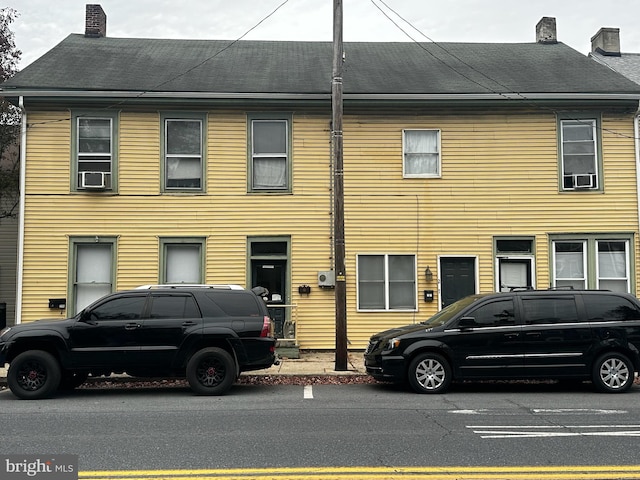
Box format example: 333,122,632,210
76,115,115,191
250,117,290,192
163,115,204,191
403,129,441,178
560,118,600,191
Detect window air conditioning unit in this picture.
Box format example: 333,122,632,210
572,174,594,189
317,270,336,288
80,171,106,189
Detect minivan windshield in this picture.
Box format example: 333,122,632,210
421,295,485,327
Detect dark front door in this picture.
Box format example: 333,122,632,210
440,257,476,308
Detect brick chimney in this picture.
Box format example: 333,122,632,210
536,17,557,44
85,4,106,38
591,27,621,56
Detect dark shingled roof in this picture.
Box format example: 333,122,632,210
4,34,640,97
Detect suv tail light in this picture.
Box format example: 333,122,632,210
260,315,274,338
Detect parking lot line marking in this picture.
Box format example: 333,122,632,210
304,385,313,399
467,424,640,438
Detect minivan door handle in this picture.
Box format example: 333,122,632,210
504,332,520,338
525,331,541,338
124,323,141,330
182,321,197,327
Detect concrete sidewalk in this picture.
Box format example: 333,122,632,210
257,350,365,376
0,350,367,380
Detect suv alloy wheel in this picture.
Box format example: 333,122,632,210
186,347,236,395
7,350,62,400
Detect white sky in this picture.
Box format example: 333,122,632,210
9,0,640,70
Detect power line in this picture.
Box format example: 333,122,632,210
370,0,640,141
19,0,291,133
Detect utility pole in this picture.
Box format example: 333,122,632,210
332,0,347,371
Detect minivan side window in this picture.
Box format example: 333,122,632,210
583,295,640,321
522,297,579,324
466,299,515,327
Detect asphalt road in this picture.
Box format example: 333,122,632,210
2,380,640,478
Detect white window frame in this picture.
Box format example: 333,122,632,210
356,254,417,312
553,240,587,289
249,116,291,192
559,118,599,191
551,236,633,293
402,129,441,178
162,114,205,192
596,239,630,292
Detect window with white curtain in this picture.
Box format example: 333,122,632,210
163,115,204,191
553,241,587,289
357,254,416,311
597,240,629,292
552,237,632,292
73,242,114,314
162,240,204,284
403,129,441,178
250,118,289,191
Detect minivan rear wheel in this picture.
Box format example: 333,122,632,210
186,347,235,395
592,352,634,393
408,352,452,394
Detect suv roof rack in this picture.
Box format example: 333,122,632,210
135,284,245,290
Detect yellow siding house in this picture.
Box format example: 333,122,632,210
4,8,640,350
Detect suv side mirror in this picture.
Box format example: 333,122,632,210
458,317,476,329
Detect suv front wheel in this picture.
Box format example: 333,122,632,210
7,350,62,400
592,352,634,393
186,347,235,395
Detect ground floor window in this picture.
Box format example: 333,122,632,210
70,237,116,314
551,235,632,292
160,238,205,284
357,254,416,311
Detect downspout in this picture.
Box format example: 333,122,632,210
635,101,640,296
16,96,26,324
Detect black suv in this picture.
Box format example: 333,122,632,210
365,289,640,394
0,285,277,399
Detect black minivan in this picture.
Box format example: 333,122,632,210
364,289,640,393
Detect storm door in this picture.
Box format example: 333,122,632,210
249,239,290,338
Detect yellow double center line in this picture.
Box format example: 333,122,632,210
80,465,640,479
